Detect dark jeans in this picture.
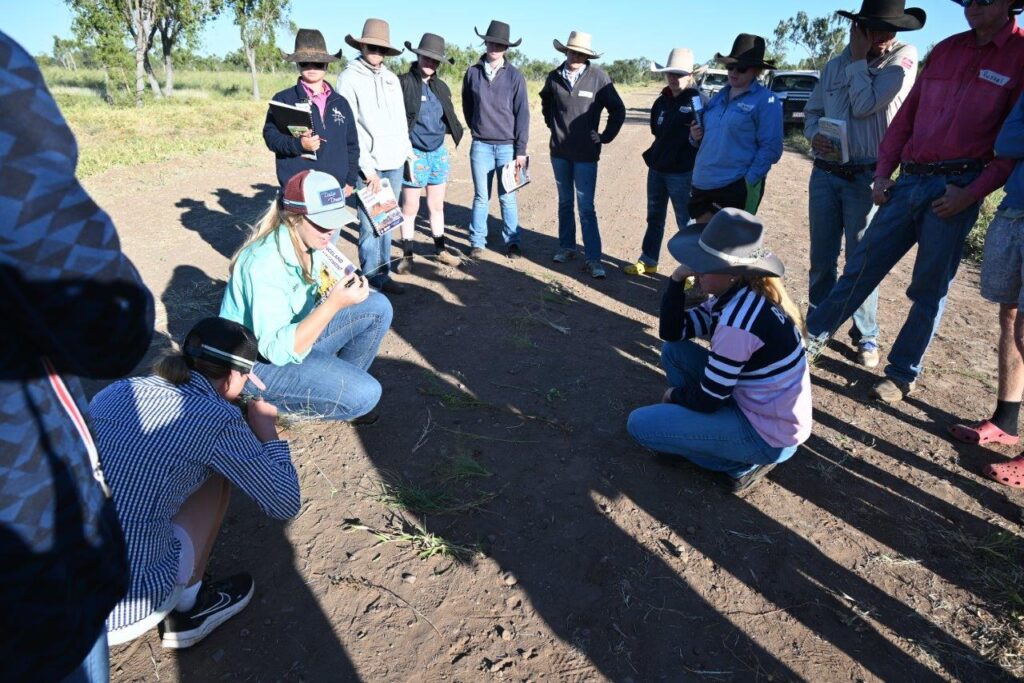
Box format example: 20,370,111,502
640,168,692,265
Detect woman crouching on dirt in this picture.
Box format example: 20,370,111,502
627,209,811,493
93,317,299,649
221,169,393,423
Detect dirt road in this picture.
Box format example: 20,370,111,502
94,88,1021,681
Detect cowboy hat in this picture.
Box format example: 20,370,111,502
475,20,522,48
345,18,403,57
715,33,775,70
838,0,926,32
553,31,601,59
651,48,697,75
667,208,785,277
282,29,340,63
405,33,455,64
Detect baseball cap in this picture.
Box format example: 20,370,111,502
183,317,268,390
281,170,357,230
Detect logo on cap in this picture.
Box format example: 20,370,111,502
319,188,343,206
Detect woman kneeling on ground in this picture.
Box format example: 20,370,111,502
627,208,812,492
221,169,393,422
93,317,300,649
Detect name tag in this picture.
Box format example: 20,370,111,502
679,106,693,113
421,95,427,101
980,69,1010,87
736,102,754,113
578,90,594,98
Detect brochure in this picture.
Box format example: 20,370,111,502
356,178,403,237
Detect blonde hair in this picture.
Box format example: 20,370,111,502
229,200,314,284
744,275,806,337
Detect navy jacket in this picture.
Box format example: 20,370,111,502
462,59,530,156
263,80,360,188
0,31,154,680
539,64,625,163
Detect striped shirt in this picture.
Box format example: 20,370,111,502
90,371,300,632
660,281,812,447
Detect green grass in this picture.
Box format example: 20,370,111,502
344,516,476,562
372,472,496,515
432,451,494,483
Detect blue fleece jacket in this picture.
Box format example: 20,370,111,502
996,92,1024,211
263,80,360,188
461,59,530,156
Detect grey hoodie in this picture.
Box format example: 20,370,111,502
337,58,412,176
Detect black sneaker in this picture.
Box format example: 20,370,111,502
468,247,485,259
159,573,254,649
506,244,522,259
726,463,777,494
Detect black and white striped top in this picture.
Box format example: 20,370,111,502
89,371,300,632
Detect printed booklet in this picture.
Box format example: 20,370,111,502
500,156,531,192
817,117,850,165
316,243,357,301
269,100,317,160
356,178,403,237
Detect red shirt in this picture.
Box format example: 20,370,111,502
300,79,331,126
877,18,1024,201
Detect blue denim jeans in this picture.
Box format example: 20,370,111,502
806,171,982,384
469,140,520,248
807,166,879,344
354,167,404,287
61,630,108,683
626,340,797,478
640,169,692,266
248,292,393,420
551,156,601,261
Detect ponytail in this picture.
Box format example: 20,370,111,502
229,200,311,283
744,275,806,337
153,349,232,386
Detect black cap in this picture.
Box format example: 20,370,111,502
183,317,266,373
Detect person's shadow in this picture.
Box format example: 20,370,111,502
176,184,278,260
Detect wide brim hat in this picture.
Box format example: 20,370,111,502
282,170,358,230
345,18,403,57
283,29,340,63
405,33,455,64
553,31,601,59
715,33,775,70
475,20,522,47
667,208,785,277
651,47,696,75
838,1,926,32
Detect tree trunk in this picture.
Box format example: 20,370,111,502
246,45,260,100
164,52,174,95
135,41,146,107
102,66,114,106
144,50,163,98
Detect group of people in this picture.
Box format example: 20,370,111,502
9,0,1024,679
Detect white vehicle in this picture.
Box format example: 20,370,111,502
696,68,728,98
765,70,819,127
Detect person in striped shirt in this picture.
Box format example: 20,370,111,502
91,317,300,649
627,208,812,492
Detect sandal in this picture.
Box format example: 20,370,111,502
948,420,1020,446
985,455,1024,489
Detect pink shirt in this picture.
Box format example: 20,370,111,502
300,79,331,126
876,18,1024,201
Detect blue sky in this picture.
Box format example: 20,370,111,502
5,1,974,64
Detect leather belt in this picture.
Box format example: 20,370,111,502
901,159,984,176
813,158,875,181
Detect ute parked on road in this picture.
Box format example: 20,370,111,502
766,70,819,128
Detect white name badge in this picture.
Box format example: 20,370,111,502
578,90,594,98
980,69,1011,87
680,106,693,113
736,102,754,113
421,95,427,101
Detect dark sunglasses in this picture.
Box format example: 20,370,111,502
363,45,385,54
725,64,749,74
299,62,327,69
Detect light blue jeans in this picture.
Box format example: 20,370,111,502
469,140,520,248
806,170,982,384
552,155,601,262
640,169,692,266
355,167,404,287
61,631,108,683
807,166,879,344
626,340,797,478
248,292,393,420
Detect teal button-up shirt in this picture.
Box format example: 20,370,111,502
220,224,324,366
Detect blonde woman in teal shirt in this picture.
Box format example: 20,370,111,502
220,170,393,422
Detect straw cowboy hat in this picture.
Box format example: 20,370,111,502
838,0,926,32
282,29,340,63
668,208,785,277
345,18,403,57
475,20,522,48
715,33,776,70
553,31,601,59
405,33,455,64
651,48,697,75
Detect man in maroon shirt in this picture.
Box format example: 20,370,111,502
806,0,1024,403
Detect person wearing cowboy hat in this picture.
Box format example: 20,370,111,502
264,29,360,195
806,0,1024,405
337,18,413,295
462,20,530,259
689,34,783,218
94,316,300,650
623,48,706,277
396,33,465,272
627,208,811,493
540,30,626,278
803,0,924,370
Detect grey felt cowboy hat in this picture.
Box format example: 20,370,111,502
282,29,340,63
405,33,455,65
838,0,926,32
475,20,522,47
553,31,601,59
345,18,403,57
667,208,785,277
